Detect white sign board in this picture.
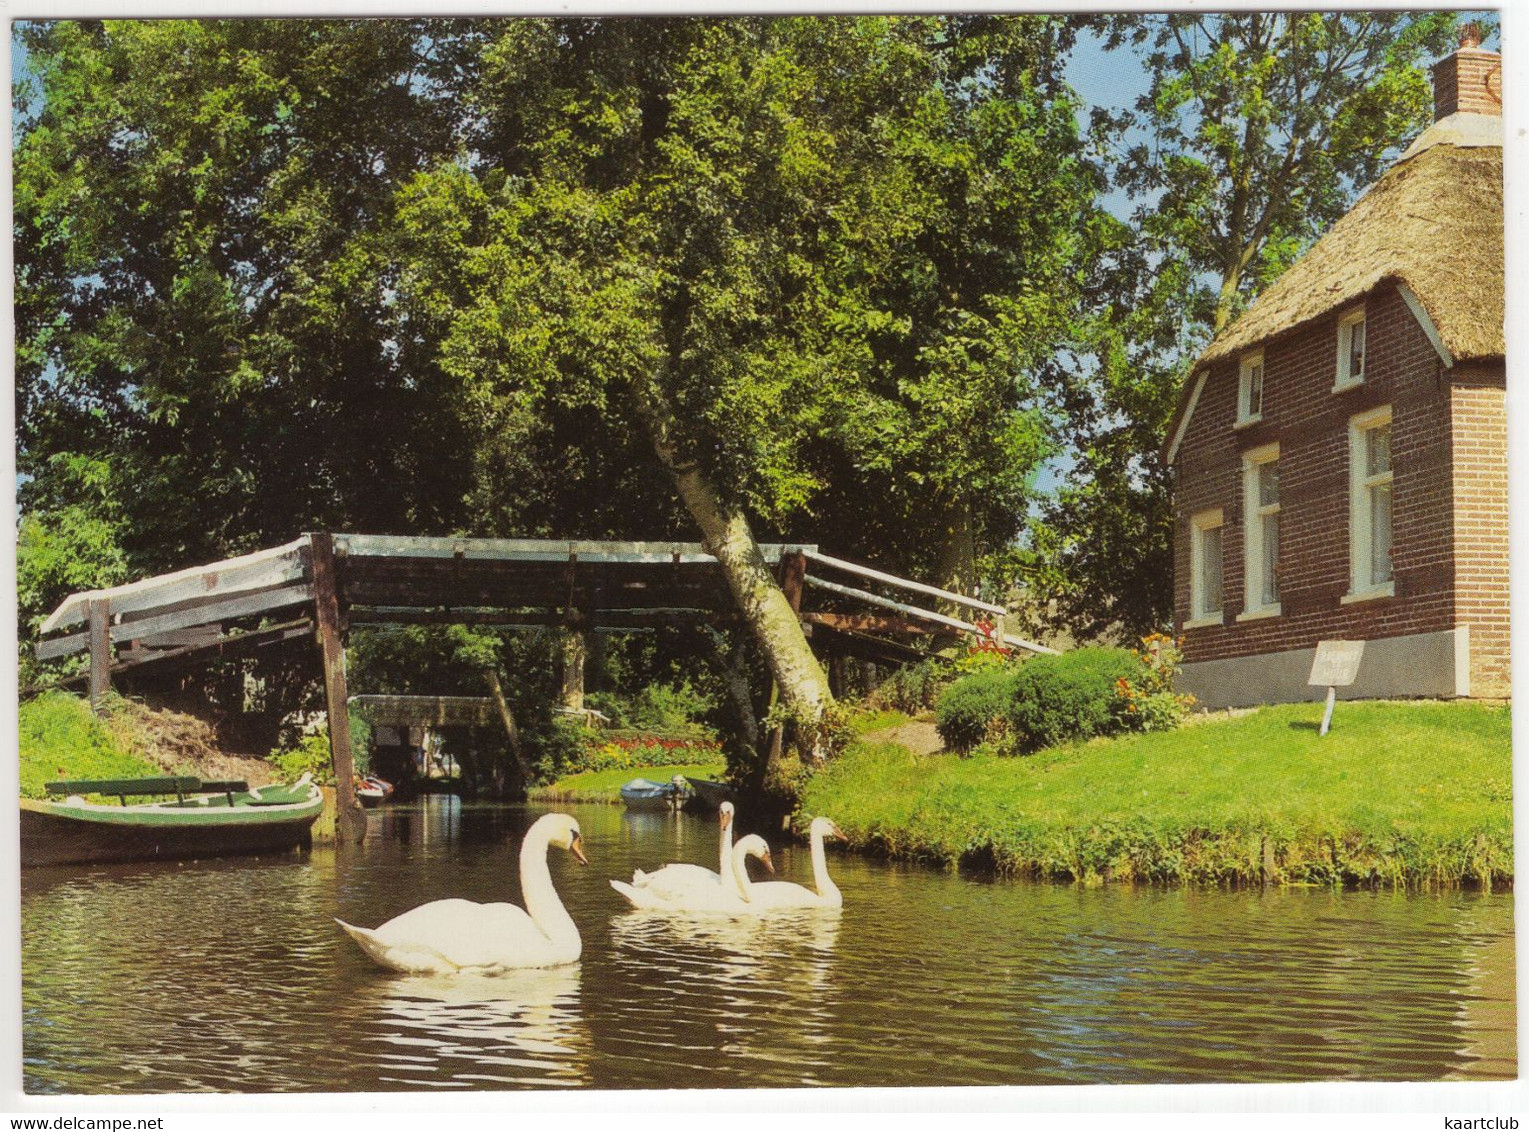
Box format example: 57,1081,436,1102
1308,640,1365,688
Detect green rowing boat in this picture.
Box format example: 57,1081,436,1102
20,775,325,867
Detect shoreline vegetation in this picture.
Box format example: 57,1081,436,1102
18,691,279,800
24,689,1510,891
803,700,1512,890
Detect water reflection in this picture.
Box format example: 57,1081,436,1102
600,908,843,1087
20,799,1516,1093
355,967,589,1089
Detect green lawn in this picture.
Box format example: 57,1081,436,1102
846,708,916,736
529,762,727,804
800,700,1512,887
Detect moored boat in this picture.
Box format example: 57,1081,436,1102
356,775,394,808
620,776,683,812
681,776,735,813
20,775,324,867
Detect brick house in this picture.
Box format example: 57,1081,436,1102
1164,35,1505,709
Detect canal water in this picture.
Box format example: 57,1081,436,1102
20,798,1516,1093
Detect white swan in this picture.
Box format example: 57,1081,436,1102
611,834,773,912
336,812,588,973
733,817,845,910
625,801,736,900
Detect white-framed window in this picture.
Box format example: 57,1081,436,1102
1236,351,1264,426
1335,307,1366,391
1187,508,1225,627
1346,406,1394,601
1239,443,1281,619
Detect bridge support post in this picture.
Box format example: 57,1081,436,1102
308,531,366,842
88,599,112,714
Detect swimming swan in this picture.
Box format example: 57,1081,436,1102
625,801,736,900
611,834,773,911
336,812,588,973
733,817,845,910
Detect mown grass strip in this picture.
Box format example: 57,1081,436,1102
800,701,1512,888
528,762,727,804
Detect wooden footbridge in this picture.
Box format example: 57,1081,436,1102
35,532,1051,837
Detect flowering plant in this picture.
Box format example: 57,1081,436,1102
1114,633,1197,732
567,734,724,774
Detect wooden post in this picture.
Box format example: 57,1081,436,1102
780,550,807,614
484,669,530,799
308,531,366,842
88,599,111,714
828,653,846,698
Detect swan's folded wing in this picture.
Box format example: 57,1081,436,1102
369,899,543,969
736,880,822,909
632,863,724,900
336,918,463,974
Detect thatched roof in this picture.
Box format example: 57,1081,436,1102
1194,119,1504,372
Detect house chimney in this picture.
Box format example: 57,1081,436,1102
1432,24,1502,120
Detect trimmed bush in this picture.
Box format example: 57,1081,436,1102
1004,647,1140,754
936,668,1020,752
869,658,951,713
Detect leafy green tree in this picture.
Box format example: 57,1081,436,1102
1030,11,1472,638
391,16,1102,766
14,19,486,584
1110,11,1467,333
16,17,1103,787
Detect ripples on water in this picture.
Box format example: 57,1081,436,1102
21,799,1515,1093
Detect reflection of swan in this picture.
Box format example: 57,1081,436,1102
359,965,589,1089
337,813,587,972
611,835,772,911
608,901,842,1009
737,818,845,910
611,903,841,959
627,801,735,898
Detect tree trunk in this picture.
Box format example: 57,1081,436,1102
633,383,833,747
929,501,979,651
933,503,979,600
558,624,586,711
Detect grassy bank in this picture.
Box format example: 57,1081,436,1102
800,701,1511,888
20,691,279,799
19,693,162,798
529,762,726,804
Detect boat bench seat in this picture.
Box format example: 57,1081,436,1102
46,776,250,800
47,776,201,797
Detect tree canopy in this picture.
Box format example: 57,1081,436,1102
16,16,1100,610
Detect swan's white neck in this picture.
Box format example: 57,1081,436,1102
718,814,734,877
809,825,841,905
520,823,579,949
730,838,756,901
